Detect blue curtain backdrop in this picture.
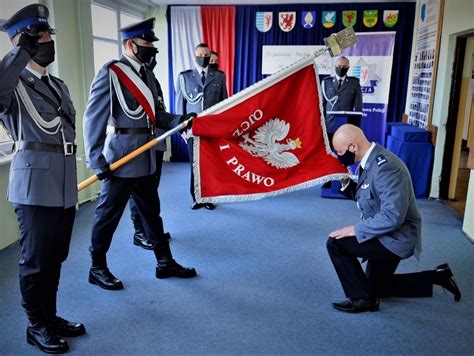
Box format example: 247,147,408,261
168,2,416,161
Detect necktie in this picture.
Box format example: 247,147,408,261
139,66,148,86
358,166,364,178
41,76,61,103
338,79,343,90
201,71,206,85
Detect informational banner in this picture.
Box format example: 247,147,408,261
262,45,328,75
262,32,396,144
407,0,444,128
342,32,396,144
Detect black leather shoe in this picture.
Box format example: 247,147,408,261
156,260,197,279
49,316,86,337
89,267,124,290
27,324,69,354
133,232,154,250
191,202,205,210
204,203,216,210
435,263,461,302
332,299,379,313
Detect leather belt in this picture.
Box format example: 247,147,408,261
106,125,153,135
19,141,76,156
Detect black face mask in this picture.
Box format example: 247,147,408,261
133,42,158,67
32,40,55,67
337,145,356,167
146,56,157,70
195,56,210,68
335,66,349,77
208,63,218,71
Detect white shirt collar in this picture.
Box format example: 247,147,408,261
335,74,346,81
360,142,376,169
26,66,47,79
195,64,208,75
124,53,142,73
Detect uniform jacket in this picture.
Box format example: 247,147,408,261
175,68,227,115
83,55,181,177
322,76,362,133
0,47,77,208
341,144,422,259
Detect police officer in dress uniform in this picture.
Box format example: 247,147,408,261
83,18,197,291
326,124,461,313
127,29,174,250
175,43,228,210
322,56,362,137
0,4,85,353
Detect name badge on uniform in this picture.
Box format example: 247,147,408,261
361,183,370,189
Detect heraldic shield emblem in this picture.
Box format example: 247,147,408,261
322,11,336,29
301,11,316,29
383,10,399,27
363,10,378,28
279,12,296,32
342,10,357,27
256,12,273,33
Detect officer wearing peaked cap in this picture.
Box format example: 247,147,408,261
175,43,228,210
83,17,197,292
0,4,85,353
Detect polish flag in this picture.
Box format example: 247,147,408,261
192,56,349,203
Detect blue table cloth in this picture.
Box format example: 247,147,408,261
386,135,433,198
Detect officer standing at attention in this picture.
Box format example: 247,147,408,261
176,43,228,210
326,124,461,313
83,18,197,291
0,4,85,353
322,56,362,139
128,36,173,250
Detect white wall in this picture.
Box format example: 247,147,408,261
429,0,474,198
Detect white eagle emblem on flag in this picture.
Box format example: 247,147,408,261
239,119,302,169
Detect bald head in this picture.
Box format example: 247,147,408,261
332,124,371,162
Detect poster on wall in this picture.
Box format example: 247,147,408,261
261,32,396,144
407,0,444,129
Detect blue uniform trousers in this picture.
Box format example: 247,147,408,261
90,175,165,255
129,151,164,229
327,236,434,299
14,204,75,315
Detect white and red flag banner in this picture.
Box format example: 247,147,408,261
192,55,348,203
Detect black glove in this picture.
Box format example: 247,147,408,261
96,165,112,181
17,32,39,57
179,112,197,130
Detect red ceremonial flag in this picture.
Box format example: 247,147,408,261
191,56,348,203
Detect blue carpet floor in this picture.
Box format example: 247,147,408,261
0,162,473,355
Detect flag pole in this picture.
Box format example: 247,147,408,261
77,120,191,191
77,27,357,192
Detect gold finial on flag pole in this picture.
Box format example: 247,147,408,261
319,26,358,57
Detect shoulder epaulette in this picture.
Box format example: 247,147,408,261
376,154,388,167
104,59,119,69
179,69,193,75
